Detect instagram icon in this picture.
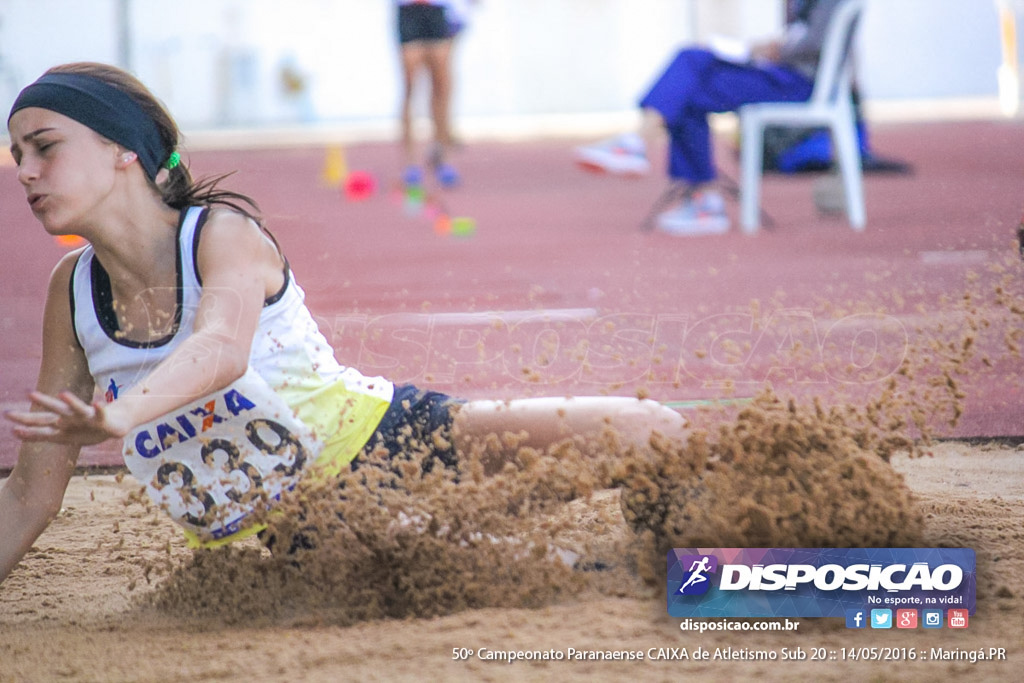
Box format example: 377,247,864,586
922,609,943,628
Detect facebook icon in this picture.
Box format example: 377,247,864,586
845,609,866,629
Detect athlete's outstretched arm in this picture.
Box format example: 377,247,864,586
6,210,284,446
1,254,92,586
0,441,81,586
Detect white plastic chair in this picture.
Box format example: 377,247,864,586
738,0,866,234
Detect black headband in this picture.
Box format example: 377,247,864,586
8,72,168,180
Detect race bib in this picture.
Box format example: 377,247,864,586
123,368,322,541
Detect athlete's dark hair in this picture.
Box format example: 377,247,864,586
45,63,269,232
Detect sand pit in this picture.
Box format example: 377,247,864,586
1,436,1021,682
2,241,1023,682
1,230,1020,682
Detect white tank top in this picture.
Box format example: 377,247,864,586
70,206,394,545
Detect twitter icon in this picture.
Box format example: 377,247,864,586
870,609,892,629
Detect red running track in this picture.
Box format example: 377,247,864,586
1,120,1022,469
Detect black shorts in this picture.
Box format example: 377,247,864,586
355,384,463,474
397,4,452,44
262,384,462,555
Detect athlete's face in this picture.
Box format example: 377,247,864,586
8,107,122,235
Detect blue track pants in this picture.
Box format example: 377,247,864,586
639,48,814,183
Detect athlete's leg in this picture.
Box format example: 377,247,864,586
452,396,690,477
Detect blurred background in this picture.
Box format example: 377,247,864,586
1,0,1021,142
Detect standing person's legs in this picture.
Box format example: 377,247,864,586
396,3,451,185
399,43,427,180
423,39,460,186
424,40,454,154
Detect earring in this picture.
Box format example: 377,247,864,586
121,153,136,163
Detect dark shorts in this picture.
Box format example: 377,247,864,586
397,4,452,44
355,384,463,474
262,384,462,555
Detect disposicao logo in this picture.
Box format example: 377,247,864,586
667,548,976,619
675,555,718,595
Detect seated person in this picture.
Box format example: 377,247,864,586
575,0,845,235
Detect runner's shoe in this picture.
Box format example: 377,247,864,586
575,133,651,176
656,191,730,236
403,165,424,187
435,162,460,188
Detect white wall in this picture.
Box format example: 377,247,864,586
0,0,120,114
859,0,1002,99
0,0,1013,132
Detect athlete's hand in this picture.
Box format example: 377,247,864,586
4,391,130,446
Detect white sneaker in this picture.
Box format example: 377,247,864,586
575,133,651,176
656,191,730,236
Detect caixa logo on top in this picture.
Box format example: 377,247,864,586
667,548,976,618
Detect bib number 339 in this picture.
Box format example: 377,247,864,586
123,368,322,540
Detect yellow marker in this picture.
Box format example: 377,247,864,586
321,146,349,186
451,217,476,237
